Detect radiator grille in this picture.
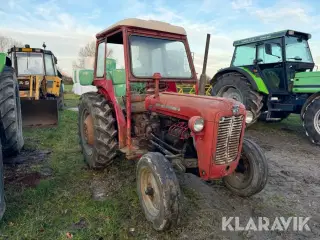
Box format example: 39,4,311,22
215,115,244,165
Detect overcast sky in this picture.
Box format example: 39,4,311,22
1,0,320,77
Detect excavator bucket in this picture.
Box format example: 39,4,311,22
21,99,59,127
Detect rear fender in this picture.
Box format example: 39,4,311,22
210,67,269,94
94,79,126,148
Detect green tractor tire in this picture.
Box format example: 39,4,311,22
302,97,320,145
211,72,263,126
0,66,24,158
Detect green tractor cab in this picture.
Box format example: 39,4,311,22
211,30,320,145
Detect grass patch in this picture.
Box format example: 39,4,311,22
63,84,80,109
0,110,181,239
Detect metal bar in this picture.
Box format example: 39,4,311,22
150,140,174,156
199,34,211,95
29,76,33,98
150,133,182,153
123,28,132,150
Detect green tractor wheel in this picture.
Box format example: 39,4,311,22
0,66,24,157
302,98,320,145
211,72,263,126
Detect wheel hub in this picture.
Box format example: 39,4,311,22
141,168,160,216
221,87,243,103
314,109,320,135
83,114,94,146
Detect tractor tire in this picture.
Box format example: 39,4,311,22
0,141,5,219
223,138,268,197
212,72,263,126
259,111,291,122
0,66,24,157
137,152,181,231
57,84,64,111
78,92,118,169
302,98,320,145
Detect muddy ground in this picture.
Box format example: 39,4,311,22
174,123,320,240
3,120,320,240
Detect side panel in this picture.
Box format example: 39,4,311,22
0,53,6,73
45,76,61,96
211,67,269,94
293,71,320,93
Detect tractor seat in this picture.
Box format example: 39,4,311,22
262,69,281,89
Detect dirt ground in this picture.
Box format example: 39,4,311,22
3,117,320,240
87,119,320,240
173,122,320,240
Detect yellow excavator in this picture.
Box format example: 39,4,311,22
7,44,64,127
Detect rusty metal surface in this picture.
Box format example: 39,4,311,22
215,115,244,165
83,114,94,146
21,99,58,127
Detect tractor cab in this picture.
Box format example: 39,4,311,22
231,30,314,93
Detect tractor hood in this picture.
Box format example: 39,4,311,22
293,71,320,93
145,92,246,121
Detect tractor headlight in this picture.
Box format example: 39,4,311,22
246,111,254,124
189,116,205,132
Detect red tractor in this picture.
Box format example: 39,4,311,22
78,18,268,231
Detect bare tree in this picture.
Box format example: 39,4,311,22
73,41,113,69
0,35,23,52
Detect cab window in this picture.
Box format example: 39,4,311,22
96,42,105,78
257,43,283,64
45,54,55,76
232,44,256,66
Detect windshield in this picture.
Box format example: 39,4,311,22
285,36,313,63
16,52,44,75
130,35,192,78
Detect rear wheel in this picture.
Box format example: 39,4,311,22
137,152,180,231
302,98,320,145
0,142,6,220
0,66,24,157
0,141,5,219
78,92,118,169
223,138,268,197
212,72,263,126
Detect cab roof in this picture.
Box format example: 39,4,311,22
8,46,54,55
233,30,312,46
96,18,187,38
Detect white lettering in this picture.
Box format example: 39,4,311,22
222,217,234,231
270,218,284,231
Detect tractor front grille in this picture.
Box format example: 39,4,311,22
215,115,244,165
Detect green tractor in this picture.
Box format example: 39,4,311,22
211,30,320,145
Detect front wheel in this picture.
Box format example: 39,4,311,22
137,152,181,231
302,98,320,145
223,138,268,197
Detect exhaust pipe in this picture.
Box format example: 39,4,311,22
199,34,211,95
